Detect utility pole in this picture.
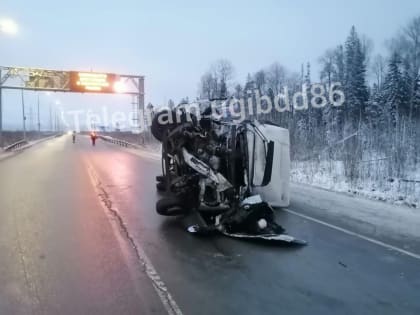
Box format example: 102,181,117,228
37,94,41,138
21,89,26,140
138,76,145,144
49,105,53,132
29,107,34,131
54,109,57,132
131,95,139,133
0,68,3,148
56,111,60,133
54,109,59,133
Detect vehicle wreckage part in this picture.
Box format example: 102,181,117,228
257,218,268,229
247,121,290,207
156,175,165,182
187,223,306,245
240,195,263,205
220,231,307,245
187,224,218,236
156,182,166,192
260,141,274,186
150,109,181,142
220,199,279,234
181,148,232,192
156,196,188,216
182,148,219,183
151,108,303,244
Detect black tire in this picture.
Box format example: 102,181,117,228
151,109,198,142
156,182,166,191
156,175,165,182
156,196,187,216
151,110,176,142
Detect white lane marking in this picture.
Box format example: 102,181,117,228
85,162,183,315
284,208,420,261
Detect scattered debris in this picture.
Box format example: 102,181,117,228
338,261,347,268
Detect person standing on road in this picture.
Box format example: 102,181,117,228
90,131,97,146
72,131,76,143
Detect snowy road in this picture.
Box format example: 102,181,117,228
0,135,419,314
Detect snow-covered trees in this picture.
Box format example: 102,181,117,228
383,53,408,129
382,16,420,179
344,26,369,128
193,17,419,203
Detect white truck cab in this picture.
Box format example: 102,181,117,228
246,121,290,207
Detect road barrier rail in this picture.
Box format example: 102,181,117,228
99,135,143,150
4,139,29,152
2,134,62,153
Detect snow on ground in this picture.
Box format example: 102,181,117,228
290,182,420,241
291,160,419,208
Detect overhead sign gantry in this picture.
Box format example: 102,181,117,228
0,66,145,145
0,66,144,96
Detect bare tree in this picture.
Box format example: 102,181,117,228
234,84,243,98
168,99,175,110
319,49,336,86
199,71,215,99
212,59,234,83
267,62,287,94
371,54,386,88
254,70,267,92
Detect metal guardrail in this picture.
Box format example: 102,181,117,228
99,135,142,150
4,139,29,152
1,134,61,153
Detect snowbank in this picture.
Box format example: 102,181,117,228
291,160,419,208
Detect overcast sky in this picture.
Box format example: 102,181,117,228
1,0,419,130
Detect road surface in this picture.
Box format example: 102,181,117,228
0,136,419,315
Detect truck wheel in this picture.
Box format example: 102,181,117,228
151,110,177,142
156,197,187,216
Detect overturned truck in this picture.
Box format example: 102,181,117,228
151,106,305,244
